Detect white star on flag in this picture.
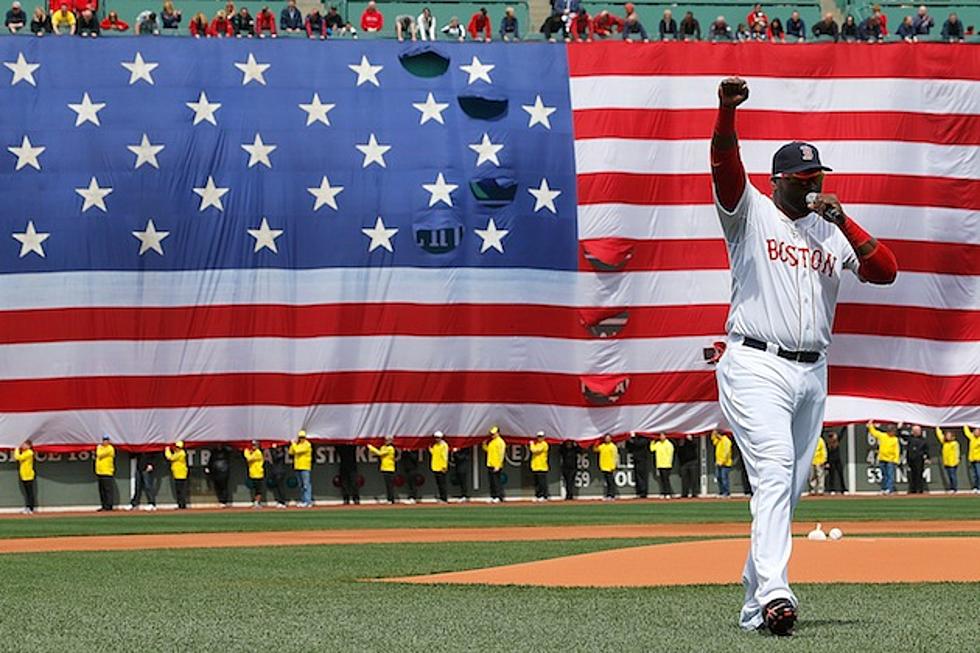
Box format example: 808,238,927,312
460,56,494,84
193,176,229,212
127,133,165,170
247,217,284,253
355,133,391,168
298,93,335,126
7,135,45,171
348,55,383,87
241,133,277,168
412,92,450,125
422,173,458,207
522,95,557,129
121,52,158,85
186,91,221,126
468,133,503,167
12,220,49,258
131,219,170,256
75,177,113,212
308,176,344,211
361,216,398,253
234,53,271,86
4,52,40,86
528,178,561,213
474,218,510,254
67,92,106,127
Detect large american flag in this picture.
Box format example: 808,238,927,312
0,39,976,450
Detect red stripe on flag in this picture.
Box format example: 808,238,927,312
829,367,979,407
566,41,980,81
572,108,980,145
834,304,980,342
882,240,980,276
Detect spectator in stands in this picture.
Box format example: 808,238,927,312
897,15,917,42
767,17,784,42
711,431,732,497
164,440,189,510
540,11,564,41
50,2,74,34
825,430,846,493
255,5,276,37
100,9,127,31
745,3,767,32
529,431,550,501
324,5,343,35
559,439,579,499
858,14,883,42
289,430,313,507
95,434,115,511
429,431,449,503
737,22,753,41
160,1,180,30
809,433,827,495
483,426,506,502
13,440,36,514
678,11,699,40
812,12,838,41
594,434,618,500
305,8,326,39
280,0,301,33
416,6,435,39
903,424,929,494
867,421,899,493
76,10,98,36
941,12,964,41
188,10,206,36
623,10,648,41
450,443,471,501
568,9,593,41
659,9,676,40
243,439,265,507
395,13,415,41
442,15,465,40
267,443,289,508
553,0,580,14
360,0,382,33
337,444,360,504
136,9,159,35
912,4,933,35
499,6,518,41
31,6,51,34
367,436,397,504
651,434,675,499
232,7,253,37
786,10,804,40
223,0,234,17
935,427,960,493
841,14,858,41
709,15,732,41
204,444,232,506
468,7,491,41
592,9,623,38
625,433,649,498
129,450,157,511
673,435,696,497
6,1,26,32
871,4,888,35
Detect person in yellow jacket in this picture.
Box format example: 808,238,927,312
965,426,980,493
594,434,619,500
529,431,550,501
243,440,266,508
289,430,314,507
809,435,828,496
95,434,116,511
711,431,733,497
165,440,190,509
429,431,450,502
650,434,675,499
483,426,507,502
935,427,961,493
367,435,397,504
867,421,899,494
14,439,36,514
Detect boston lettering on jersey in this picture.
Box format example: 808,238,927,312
765,239,838,278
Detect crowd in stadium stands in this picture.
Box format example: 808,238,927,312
4,1,972,41
9,424,979,513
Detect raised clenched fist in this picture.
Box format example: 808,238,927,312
718,77,749,108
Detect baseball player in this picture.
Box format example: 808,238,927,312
711,77,897,636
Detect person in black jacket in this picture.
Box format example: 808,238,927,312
129,451,158,510
450,445,470,501
675,434,699,497
205,444,233,507
337,444,359,504
559,440,580,500
76,8,99,36
902,424,929,494
625,433,650,498
401,449,421,503
268,443,289,507
825,430,847,494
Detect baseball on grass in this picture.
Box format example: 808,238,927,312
829,528,843,541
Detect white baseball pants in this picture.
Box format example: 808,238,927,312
715,336,827,630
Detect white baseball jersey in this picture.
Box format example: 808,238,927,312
715,181,861,352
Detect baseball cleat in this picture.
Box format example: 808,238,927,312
763,598,797,636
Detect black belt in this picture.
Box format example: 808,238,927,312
742,337,821,364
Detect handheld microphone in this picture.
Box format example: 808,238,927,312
805,192,844,223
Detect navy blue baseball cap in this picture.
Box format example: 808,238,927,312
772,141,833,176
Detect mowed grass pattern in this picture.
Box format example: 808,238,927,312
0,540,976,652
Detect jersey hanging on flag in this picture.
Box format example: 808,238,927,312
0,39,977,450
